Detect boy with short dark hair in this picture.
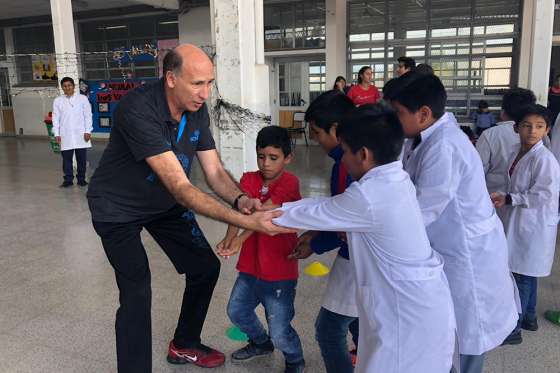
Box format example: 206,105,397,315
470,100,495,136
385,72,518,373
291,90,359,373
491,104,560,335
217,126,305,373
274,104,456,372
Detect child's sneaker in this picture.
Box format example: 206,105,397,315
285,359,305,373
231,338,274,363
521,318,538,331
167,340,225,368
500,329,523,346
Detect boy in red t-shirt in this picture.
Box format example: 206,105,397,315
217,126,304,373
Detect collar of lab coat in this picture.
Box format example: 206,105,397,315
418,112,451,144
360,160,402,182
496,120,515,126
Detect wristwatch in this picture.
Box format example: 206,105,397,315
505,194,512,205
233,193,247,211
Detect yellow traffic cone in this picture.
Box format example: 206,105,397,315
304,261,330,277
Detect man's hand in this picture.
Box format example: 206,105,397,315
217,235,244,258
490,192,506,208
84,133,92,142
288,241,314,260
237,195,262,214
55,136,61,145
248,210,297,236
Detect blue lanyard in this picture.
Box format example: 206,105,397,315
177,113,187,142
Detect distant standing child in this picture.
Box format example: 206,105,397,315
491,104,560,335
470,100,496,136
217,126,305,373
274,104,456,373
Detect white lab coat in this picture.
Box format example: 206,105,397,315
275,162,456,373
503,141,560,277
477,121,552,193
52,93,93,151
403,113,519,356
549,113,560,164
322,255,358,317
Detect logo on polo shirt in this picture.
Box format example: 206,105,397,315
190,130,200,143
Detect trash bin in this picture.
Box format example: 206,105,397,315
44,112,60,153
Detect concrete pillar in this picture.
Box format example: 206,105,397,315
4,28,17,85
518,0,555,105
325,0,347,88
178,6,213,46
50,0,79,91
211,0,270,179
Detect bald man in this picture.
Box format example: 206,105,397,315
87,44,289,373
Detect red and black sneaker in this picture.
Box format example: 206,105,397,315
167,340,226,368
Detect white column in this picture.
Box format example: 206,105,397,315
518,0,555,105
178,6,213,46
211,0,270,179
50,0,79,90
325,0,347,88
4,28,17,85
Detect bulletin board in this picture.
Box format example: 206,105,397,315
81,79,158,133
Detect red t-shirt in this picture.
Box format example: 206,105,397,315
347,84,381,106
236,171,301,281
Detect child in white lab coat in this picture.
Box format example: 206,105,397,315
491,104,560,335
274,104,456,373
385,72,519,373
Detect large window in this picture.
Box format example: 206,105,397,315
264,0,326,51
79,15,178,80
309,61,326,102
13,25,55,83
348,0,521,116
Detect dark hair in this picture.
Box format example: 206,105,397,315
397,56,416,70
163,48,183,76
337,104,404,165
333,76,346,90
414,63,433,75
256,126,292,156
382,78,398,98
501,88,536,120
384,72,447,120
357,66,372,84
60,77,75,86
514,104,552,128
305,90,355,133
478,100,489,109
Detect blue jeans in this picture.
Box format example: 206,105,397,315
227,273,304,364
315,307,358,373
514,273,538,322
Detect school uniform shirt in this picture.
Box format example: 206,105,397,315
309,145,358,317
470,111,496,129
236,171,301,281
274,161,456,373
346,84,381,106
503,141,560,277
549,113,560,164
403,112,519,356
52,93,93,151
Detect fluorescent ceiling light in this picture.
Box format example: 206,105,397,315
159,20,178,25
105,25,127,30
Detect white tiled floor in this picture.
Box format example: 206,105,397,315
1,137,559,373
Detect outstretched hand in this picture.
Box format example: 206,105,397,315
490,192,506,208
237,196,263,214
249,210,297,236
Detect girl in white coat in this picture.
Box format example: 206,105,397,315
274,105,456,373
491,104,560,333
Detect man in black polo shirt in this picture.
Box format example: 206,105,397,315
87,44,289,373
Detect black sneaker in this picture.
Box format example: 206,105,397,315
59,181,73,188
231,339,274,363
501,329,523,346
285,359,305,373
521,318,539,331
77,180,88,187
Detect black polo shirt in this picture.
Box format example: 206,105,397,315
87,79,215,223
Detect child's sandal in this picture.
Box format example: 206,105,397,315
544,310,560,326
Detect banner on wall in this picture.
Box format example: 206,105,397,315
32,55,57,81
81,79,158,133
